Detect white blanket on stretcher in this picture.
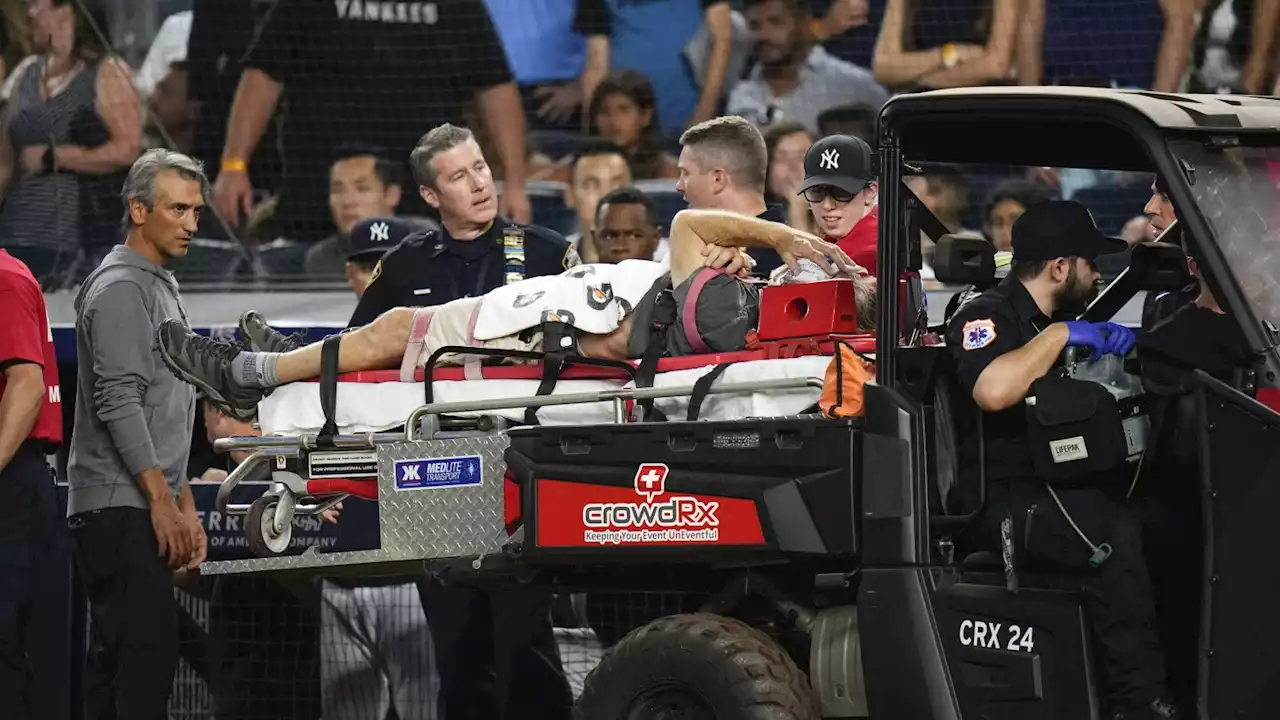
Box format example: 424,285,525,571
256,356,832,434
471,259,667,340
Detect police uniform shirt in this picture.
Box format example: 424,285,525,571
944,278,1055,484
348,218,578,328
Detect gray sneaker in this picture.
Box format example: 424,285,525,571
238,311,307,354
156,319,263,422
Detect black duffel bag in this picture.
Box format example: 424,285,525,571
1025,374,1131,485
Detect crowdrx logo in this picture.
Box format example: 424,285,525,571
581,464,721,545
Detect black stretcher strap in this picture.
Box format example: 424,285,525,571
318,334,343,446
522,321,579,424
686,363,734,421
636,287,678,422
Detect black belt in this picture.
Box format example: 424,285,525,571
19,438,56,456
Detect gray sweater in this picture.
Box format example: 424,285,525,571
67,245,196,516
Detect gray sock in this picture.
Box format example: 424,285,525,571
230,352,280,388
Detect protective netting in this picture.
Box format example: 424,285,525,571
4,0,1254,289
9,0,1275,717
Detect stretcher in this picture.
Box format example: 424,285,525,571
198,279,878,576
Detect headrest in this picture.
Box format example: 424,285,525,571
1126,242,1192,293
932,232,996,285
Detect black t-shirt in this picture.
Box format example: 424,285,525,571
944,278,1056,485
1139,301,1253,388
745,204,789,278
573,0,721,35
348,218,577,327
245,0,513,241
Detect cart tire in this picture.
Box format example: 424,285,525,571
245,496,293,557
576,613,820,720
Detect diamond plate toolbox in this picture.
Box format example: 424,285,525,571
377,435,511,559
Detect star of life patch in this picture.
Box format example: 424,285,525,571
961,318,998,351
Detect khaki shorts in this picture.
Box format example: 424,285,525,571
398,298,543,380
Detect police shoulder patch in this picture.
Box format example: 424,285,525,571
563,244,582,269
961,318,998,351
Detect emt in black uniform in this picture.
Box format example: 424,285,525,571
348,123,576,720
945,201,1179,720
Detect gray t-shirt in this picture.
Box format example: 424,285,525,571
627,270,760,358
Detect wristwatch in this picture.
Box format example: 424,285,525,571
941,42,959,69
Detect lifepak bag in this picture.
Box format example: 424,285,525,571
1024,374,1131,484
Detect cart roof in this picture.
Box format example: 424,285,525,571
885,86,1280,131
880,87,1280,170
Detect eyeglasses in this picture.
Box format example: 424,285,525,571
802,185,864,204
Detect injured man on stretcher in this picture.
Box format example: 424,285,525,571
157,209,873,422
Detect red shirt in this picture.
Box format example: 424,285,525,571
0,251,63,447
829,206,879,276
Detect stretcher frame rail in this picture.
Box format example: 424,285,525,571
212,375,826,516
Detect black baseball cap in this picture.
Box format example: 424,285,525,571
798,134,875,195
1011,200,1127,261
347,217,415,261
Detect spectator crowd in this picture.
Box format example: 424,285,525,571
2,0,1278,289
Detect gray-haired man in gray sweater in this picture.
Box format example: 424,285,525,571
66,149,209,720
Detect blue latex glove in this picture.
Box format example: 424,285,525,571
1064,321,1136,360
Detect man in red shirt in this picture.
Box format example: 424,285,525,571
0,249,63,720
796,134,880,274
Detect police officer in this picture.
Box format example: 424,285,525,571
348,123,578,328
945,201,1179,720
0,249,63,719
347,123,575,720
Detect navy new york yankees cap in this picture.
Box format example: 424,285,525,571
347,216,417,261
798,134,875,195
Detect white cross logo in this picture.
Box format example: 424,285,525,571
633,463,669,502
820,149,840,170
370,221,390,243
638,471,662,491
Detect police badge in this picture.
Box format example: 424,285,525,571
502,226,526,285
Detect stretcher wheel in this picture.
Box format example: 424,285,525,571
246,495,293,557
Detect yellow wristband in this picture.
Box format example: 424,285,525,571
941,42,959,69
221,157,248,173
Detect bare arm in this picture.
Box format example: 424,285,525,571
1014,0,1044,85
580,36,610,130
971,322,1068,411
52,59,141,174
688,2,735,128
668,209,857,287
1151,0,1196,92
1243,0,1280,94
476,82,529,197
0,363,43,474
914,0,1021,88
872,0,939,87
221,69,282,167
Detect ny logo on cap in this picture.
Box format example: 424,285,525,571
820,149,840,170
370,222,390,243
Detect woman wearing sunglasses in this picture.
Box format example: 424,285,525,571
796,134,881,275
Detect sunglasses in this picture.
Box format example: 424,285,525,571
803,185,863,204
